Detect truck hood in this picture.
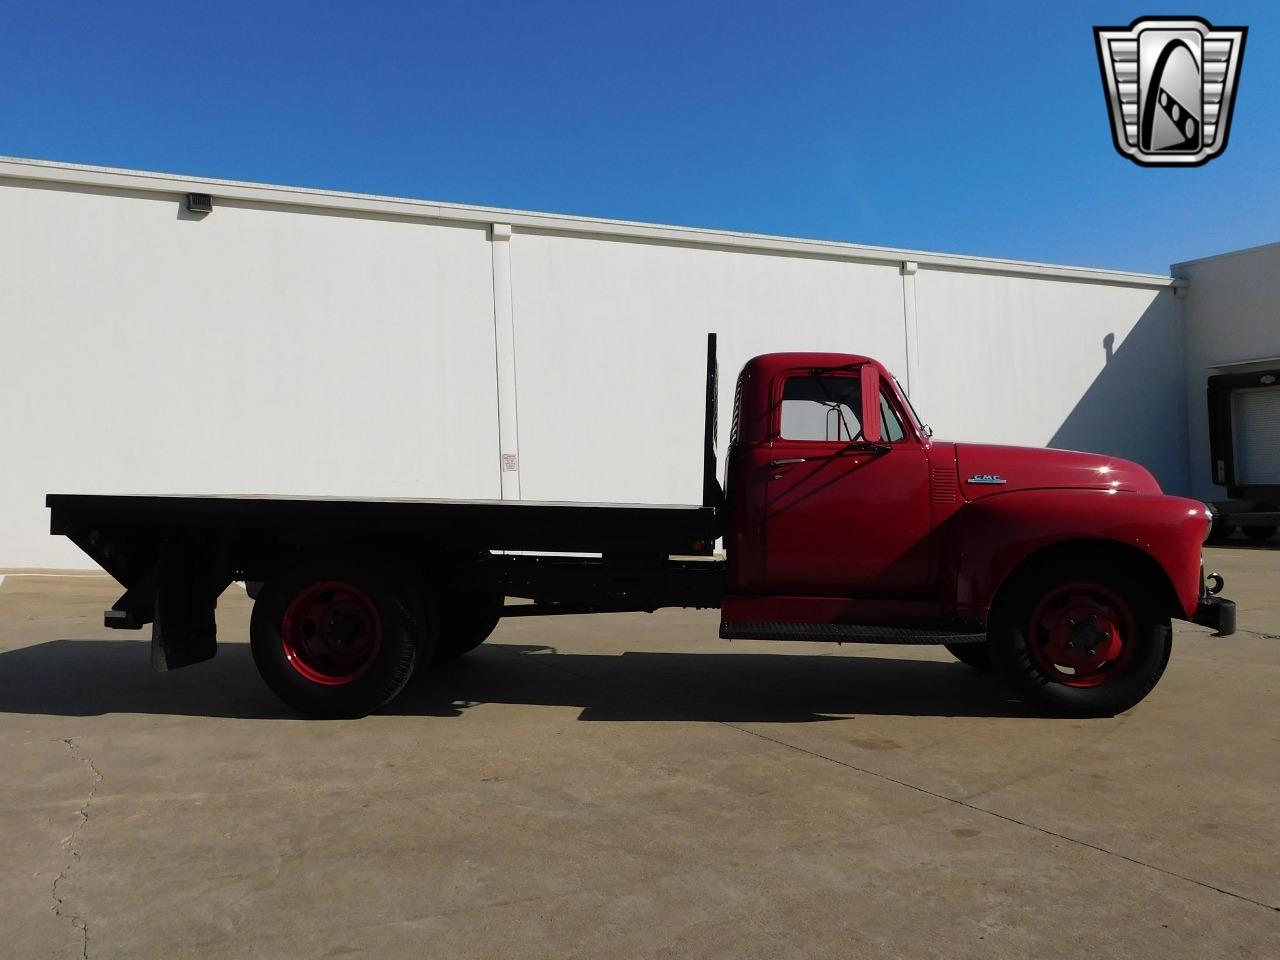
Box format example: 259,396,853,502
953,443,1161,500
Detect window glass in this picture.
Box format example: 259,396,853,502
780,375,861,441
879,394,906,441
894,377,925,430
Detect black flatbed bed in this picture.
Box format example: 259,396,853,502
48,493,719,580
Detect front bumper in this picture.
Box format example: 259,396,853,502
1192,596,1236,636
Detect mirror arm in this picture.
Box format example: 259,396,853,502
845,440,891,455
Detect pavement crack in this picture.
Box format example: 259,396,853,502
1237,627,1280,640
51,737,101,959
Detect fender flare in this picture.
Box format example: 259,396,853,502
941,488,1208,622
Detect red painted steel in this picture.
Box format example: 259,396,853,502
945,488,1209,621
859,365,883,444
281,581,384,685
1025,581,1139,687
720,593,944,628
955,443,1161,500
723,351,1212,630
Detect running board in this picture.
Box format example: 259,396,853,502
719,622,987,645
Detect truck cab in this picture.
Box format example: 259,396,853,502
723,354,935,616
719,352,1234,716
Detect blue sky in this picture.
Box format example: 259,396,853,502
2,1,1275,273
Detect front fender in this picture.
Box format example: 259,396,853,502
944,488,1210,622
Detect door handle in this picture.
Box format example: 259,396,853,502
770,458,807,467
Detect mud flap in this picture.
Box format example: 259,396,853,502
150,539,231,671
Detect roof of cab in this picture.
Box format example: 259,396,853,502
740,352,883,379
732,353,893,446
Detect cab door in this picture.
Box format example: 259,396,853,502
762,369,934,598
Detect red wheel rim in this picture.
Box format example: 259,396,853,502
1027,581,1138,688
281,581,382,685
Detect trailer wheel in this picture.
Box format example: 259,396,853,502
433,591,502,663
944,642,994,672
989,561,1171,717
251,562,433,718
1243,525,1277,544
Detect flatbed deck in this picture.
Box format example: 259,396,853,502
47,493,719,580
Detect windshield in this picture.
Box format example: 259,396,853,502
894,377,929,434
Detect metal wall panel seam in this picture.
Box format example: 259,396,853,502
490,223,521,499
900,261,920,397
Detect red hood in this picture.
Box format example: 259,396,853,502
953,443,1161,500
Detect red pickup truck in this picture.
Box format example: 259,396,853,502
49,335,1234,719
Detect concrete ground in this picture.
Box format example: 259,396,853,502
2,546,1277,960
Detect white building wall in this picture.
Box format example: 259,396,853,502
0,177,500,568
1175,242,1280,502
510,232,907,504
913,270,1187,492
0,157,1189,568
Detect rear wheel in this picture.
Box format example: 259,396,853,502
944,642,994,673
251,561,433,717
433,591,502,663
989,561,1171,717
1243,525,1277,544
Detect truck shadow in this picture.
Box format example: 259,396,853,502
399,643,1031,722
0,638,1033,721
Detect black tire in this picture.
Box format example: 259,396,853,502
250,560,434,718
1243,525,1277,544
944,642,994,672
432,590,502,663
988,560,1172,717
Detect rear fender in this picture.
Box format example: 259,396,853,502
944,489,1210,621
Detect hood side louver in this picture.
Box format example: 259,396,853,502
930,463,959,504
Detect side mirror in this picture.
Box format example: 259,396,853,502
860,364,882,444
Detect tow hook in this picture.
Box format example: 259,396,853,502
1193,571,1236,637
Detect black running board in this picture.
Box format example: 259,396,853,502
719,622,988,645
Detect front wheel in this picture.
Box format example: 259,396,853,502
251,561,433,718
989,562,1171,717
1243,525,1277,544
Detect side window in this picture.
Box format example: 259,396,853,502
780,375,861,441
879,393,906,441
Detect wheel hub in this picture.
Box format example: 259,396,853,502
325,608,365,646
281,581,383,685
1028,582,1136,687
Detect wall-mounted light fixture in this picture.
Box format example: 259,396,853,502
185,193,213,214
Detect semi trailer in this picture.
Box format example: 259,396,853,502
48,335,1235,718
